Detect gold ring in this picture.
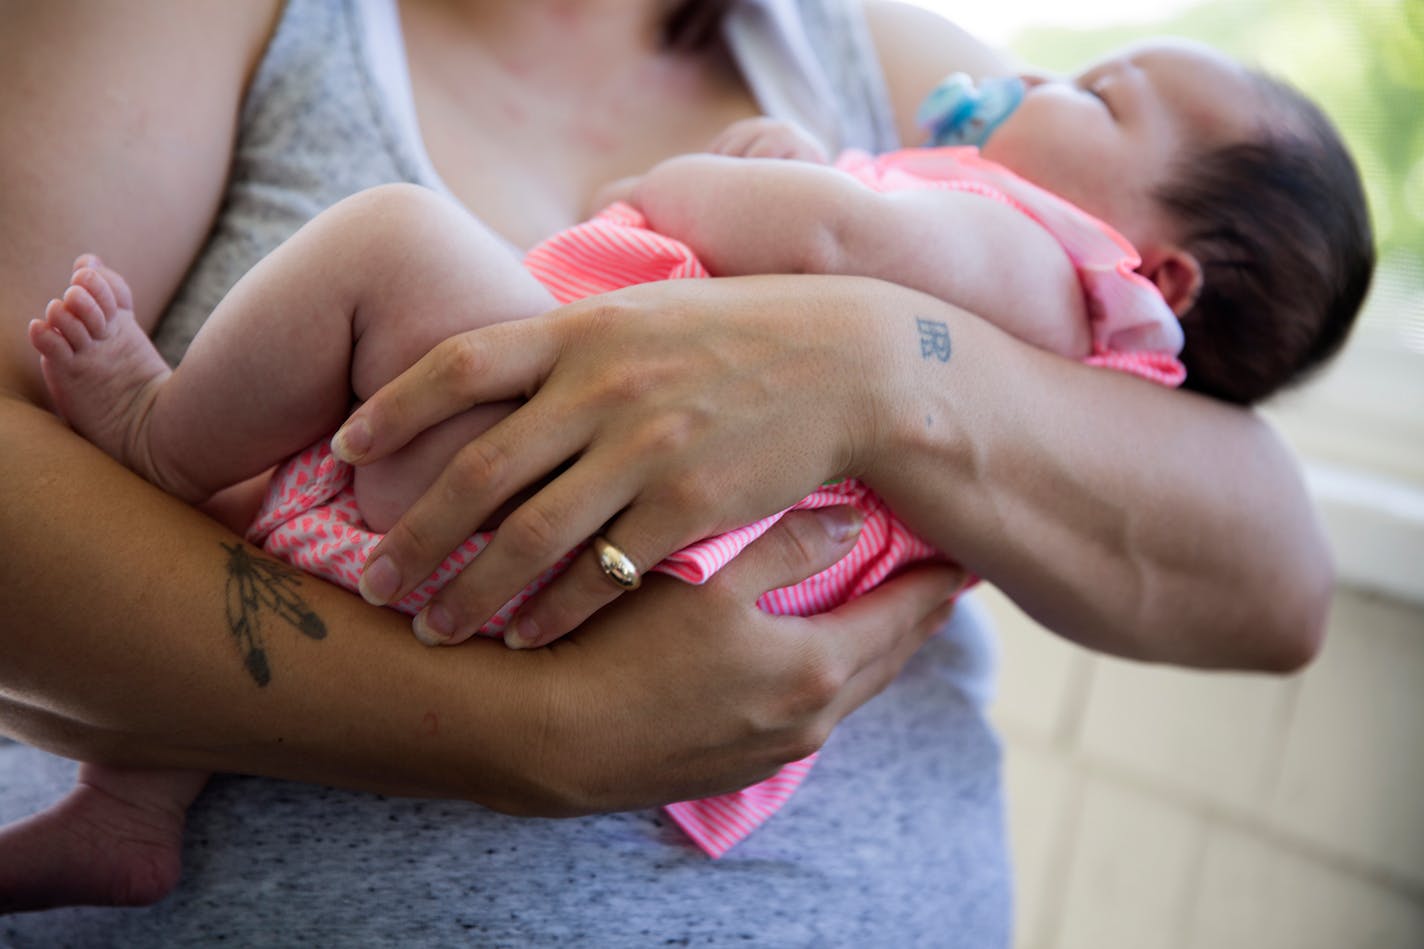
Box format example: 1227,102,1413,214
592,535,641,591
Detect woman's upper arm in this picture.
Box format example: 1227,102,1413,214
857,5,1330,669
856,287,1332,672
860,0,1016,145
0,0,278,402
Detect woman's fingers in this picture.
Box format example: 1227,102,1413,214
719,513,964,739
348,277,896,651
817,565,967,723
404,426,724,646
501,551,634,649
501,513,687,649
536,512,960,811
715,506,865,596
333,318,560,465
503,498,831,650
408,462,644,645
358,399,594,612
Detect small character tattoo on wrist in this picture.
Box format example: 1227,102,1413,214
222,542,327,687
916,318,952,363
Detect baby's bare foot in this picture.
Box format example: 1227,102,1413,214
28,255,176,490
0,765,206,914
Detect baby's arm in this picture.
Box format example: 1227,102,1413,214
629,154,1090,357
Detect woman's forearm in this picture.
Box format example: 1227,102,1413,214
3,395,954,813
340,271,1326,667
855,286,1331,671
0,396,534,800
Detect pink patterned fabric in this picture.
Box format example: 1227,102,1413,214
248,448,928,635
524,200,711,300
249,150,1183,857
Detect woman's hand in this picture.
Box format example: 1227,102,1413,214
497,508,965,815
334,275,895,648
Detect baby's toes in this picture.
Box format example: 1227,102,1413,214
100,263,132,309
71,267,122,322
98,264,134,311
75,255,136,311
29,312,73,360
60,284,108,344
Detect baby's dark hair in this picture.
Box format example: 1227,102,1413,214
1155,72,1374,405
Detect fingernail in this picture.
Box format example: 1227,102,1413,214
331,418,371,462
504,615,540,650
413,605,454,646
814,506,863,543
359,555,400,605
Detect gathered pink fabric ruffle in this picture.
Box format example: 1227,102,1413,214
250,152,1182,857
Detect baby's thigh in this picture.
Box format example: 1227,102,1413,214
336,184,558,397
353,400,522,533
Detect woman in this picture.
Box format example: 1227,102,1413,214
0,0,1328,943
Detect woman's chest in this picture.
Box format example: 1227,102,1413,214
407,41,758,249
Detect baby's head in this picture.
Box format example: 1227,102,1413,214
979,40,1374,404
1154,73,1373,403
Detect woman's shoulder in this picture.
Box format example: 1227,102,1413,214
34,0,281,79
6,0,279,124
0,0,282,349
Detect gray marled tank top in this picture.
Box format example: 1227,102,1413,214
1,2,1011,945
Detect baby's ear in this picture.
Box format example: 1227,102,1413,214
1141,247,1204,317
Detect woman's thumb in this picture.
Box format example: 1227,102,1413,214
719,506,862,597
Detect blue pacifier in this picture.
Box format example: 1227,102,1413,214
915,73,1025,148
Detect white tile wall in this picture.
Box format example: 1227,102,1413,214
1077,657,1297,811
983,582,1424,949
1187,828,1424,949
1001,746,1076,949
980,585,1089,745
1268,589,1424,888
1053,777,1203,949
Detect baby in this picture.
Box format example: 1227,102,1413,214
5,39,1371,910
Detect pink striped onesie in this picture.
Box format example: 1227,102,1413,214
247,146,1185,857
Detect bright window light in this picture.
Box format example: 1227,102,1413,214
898,0,1203,46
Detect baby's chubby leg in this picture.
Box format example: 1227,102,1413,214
147,184,555,508
30,184,554,507
332,186,558,531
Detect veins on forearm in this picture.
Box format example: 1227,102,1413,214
221,542,326,687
